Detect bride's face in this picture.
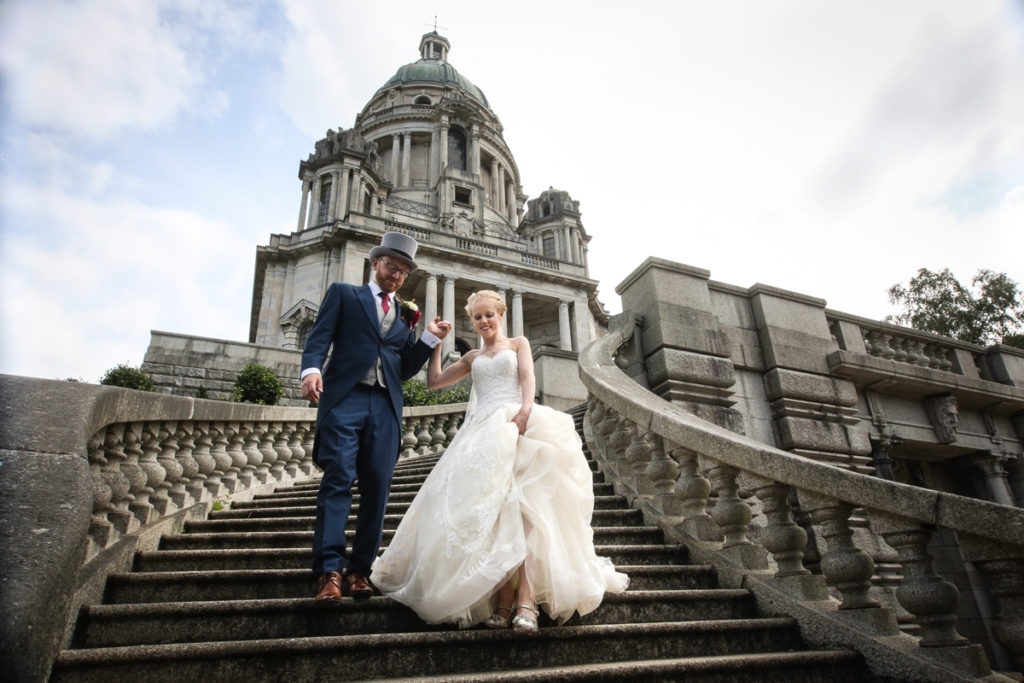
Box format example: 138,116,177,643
470,299,503,339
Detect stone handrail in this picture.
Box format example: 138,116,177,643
579,315,1024,681
0,375,468,682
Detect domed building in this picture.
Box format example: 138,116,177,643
144,32,603,408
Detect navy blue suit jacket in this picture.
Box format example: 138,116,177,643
302,283,433,438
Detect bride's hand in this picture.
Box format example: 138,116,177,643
512,409,529,434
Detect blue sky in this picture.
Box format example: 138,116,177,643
2,0,1023,382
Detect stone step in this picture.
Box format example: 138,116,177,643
74,591,759,647
253,480,616,500
157,525,665,553
188,508,646,532
227,493,629,512
400,650,868,683
54,619,827,682
137,543,689,572
100,564,717,604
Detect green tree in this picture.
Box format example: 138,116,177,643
230,364,285,405
100,363,155,391
887,268,1024,348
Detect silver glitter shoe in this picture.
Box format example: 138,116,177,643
511,603,539,633
484,603,514,629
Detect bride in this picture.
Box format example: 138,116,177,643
372,290,628,631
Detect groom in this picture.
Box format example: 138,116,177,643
301,231,450,603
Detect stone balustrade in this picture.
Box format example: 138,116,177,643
580,314,1024,681
0,374,467,682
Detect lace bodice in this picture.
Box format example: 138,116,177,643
470,349,522,419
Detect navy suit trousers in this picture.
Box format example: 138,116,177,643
311,383,401,576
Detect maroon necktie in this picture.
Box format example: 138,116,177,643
380,292,390,314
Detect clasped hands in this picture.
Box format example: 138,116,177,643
301,317,453,404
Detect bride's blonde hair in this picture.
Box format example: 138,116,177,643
465,290,507,316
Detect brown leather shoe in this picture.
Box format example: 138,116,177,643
315,571,344,604
344,571,375,598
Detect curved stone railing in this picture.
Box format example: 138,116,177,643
579,315,1024,682
0,375,468,683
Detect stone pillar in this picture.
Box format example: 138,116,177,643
391,134,401,185
443,276,456,358
498,166,506,214
339,167,351,217
439,116,449,174
961,453,1017,507
497,288,508,337
563,226,573,261
470,125,481,178
558,301,572,351
307,176,321,228
401,133,412,187
297,179,310,231
424,273,438,329
490,158,499,208
506,180,515,222
570,228,581,263
357,176,367,213
327,170,339,220
512,290,524,338
349,169,362,213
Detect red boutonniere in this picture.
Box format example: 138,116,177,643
399,298,421,330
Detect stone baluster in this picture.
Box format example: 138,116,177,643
865,330,885,357
101,424,137,535
300,423,316,474
744,477,811,579
799,492,878,610
154,421,183,513
286,422,305,476
207,422,231,496
958,536,1024,672
87,431,114,551
607,413,633,490
175,422,202,505
669,444,718,541
224,422,248,491
625,426,654,496
703,459,767,569
271,424,290,480
242,424,266,484
132,422,163,524
880,333,897,360
258,423,279,481
644,433,681,515
401,417,418,460
445,413,461,444
416,418,432,456
190,423,215,500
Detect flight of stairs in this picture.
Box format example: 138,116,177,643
51,410,872,681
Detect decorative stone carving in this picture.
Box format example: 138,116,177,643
925,394,959,443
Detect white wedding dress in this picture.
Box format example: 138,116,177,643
372,349,629,627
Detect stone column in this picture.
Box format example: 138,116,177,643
349,169,362,213
357,176,367,213
558,300,572,351
339,167,351,217
424,273,438,329
490,158,499,208
443,275,456,358
391,135,401,185
512,291,524,338
401,133,412,187
962,453,1017,507
563,226,573,261
497,165,506,214
470,125,481,178
497,288,508,336
297,179,310,231
506,180,516,222
307,176,321,228
439,115,449,174
571,228,581,263
327,170,339,220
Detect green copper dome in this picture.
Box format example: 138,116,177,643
378,59,490,109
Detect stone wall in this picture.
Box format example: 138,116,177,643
142,331,306,406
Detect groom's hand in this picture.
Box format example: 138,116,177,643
302,373,322,403
427,317,452,338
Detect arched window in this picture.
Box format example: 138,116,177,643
317,179,332,224
297,322,313,350
415,95,431,105
448,128,467,171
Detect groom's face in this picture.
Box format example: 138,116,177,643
372,256,411,294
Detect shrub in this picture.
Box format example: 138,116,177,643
402,378,470,407
100,364,155,391
231,364,285,405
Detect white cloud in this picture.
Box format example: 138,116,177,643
0,0,229,141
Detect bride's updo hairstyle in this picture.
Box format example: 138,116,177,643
465,290,507,317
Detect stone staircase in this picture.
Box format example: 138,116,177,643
51,412,875,682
